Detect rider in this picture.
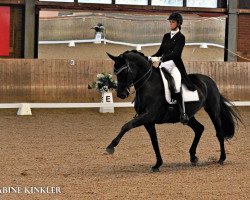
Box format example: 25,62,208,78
149,12,196,124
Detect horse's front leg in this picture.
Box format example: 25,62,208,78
106,113,148,154
144,124,163,172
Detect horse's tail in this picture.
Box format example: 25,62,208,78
219,95,243,139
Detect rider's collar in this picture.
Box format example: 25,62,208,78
170,28,179,38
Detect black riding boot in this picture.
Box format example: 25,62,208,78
175,92,189,125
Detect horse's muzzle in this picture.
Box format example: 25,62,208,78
117,90,129,99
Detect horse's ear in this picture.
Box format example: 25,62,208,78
106,52,118,62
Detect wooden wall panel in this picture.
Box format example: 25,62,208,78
186,61,250,100
0,59,249,103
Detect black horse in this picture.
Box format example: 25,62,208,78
106,50,241,172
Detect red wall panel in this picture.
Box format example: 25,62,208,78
0,6,10,56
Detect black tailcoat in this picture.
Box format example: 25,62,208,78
152,32,195,91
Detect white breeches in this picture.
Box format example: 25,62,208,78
159,60,181,93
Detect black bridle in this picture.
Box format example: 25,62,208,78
114,62,153,93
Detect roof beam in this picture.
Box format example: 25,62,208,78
36,2,227,14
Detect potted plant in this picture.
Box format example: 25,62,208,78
88,72,117,92
88,72,117,113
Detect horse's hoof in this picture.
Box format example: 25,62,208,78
151,167,160,172
191,156,199,166
106,146,115,154
218,160,224,165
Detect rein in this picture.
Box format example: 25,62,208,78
114,62,153,93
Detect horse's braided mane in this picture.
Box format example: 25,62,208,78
123,50,148,60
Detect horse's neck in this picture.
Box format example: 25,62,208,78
132,63,161,92
132,64,149,81
128,54,155,85
132,59,150,76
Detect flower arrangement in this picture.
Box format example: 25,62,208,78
88,72,117,92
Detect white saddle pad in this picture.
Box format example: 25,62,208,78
159,69,199,104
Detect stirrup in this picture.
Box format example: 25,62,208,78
180,113,189,125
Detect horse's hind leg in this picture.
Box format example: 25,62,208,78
187,117,205,165
204,106,226,165
144,124,163,172
216,133,226,165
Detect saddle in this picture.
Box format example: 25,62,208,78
160,68,199,104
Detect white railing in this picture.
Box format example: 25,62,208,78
0,101,249,115
39,38,224,50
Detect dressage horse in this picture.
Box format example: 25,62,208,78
106,50,241,172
